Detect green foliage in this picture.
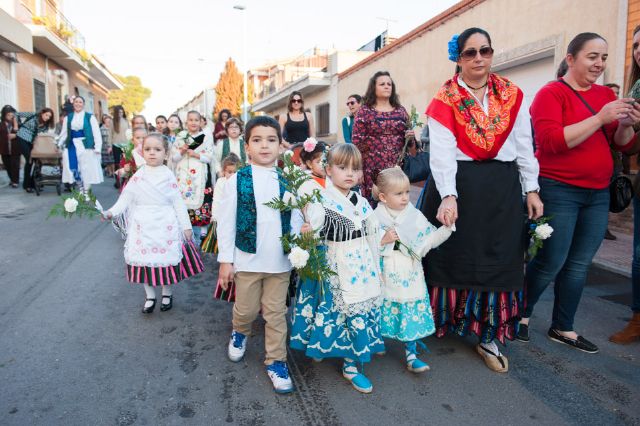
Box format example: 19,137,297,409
263,154,334,282
108,75,152,116
527,216,552,259
48,190,102,220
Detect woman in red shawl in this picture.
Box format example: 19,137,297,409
422,27,543,373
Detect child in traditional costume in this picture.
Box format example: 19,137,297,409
104,133,204,313
213,117,246,177
292,144,392,394
373,167,454,372
116,126,147,190
217,116,295,394
172,110,214,244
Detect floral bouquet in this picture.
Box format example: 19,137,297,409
406,104,424,143
527,217,554,260
48,189,104,219
264,151,334,282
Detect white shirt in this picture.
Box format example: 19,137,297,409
216,164,291,273
428,78,539,199
57,111,102,153
213,137,244,174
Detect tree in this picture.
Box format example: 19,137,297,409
214,58,243,119
108,75,152,117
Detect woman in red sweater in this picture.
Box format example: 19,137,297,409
519,33,640,353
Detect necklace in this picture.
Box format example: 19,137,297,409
467,81,488,90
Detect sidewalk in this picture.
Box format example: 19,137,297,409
597,207,633,277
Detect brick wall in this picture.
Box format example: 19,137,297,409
15,52,46,112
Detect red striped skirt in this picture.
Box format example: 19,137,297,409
126,240,204,286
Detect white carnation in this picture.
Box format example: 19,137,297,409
64,198,79,213
125,129,132,140
535,223,553,240
288,246,310,269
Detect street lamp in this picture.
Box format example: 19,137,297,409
233,4,248,124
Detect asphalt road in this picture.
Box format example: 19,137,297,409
0,180,638,426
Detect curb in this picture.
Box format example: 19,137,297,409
592,259,631,278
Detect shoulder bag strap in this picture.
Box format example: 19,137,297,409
558,79,610,144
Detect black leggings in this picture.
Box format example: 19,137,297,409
17,137,33,189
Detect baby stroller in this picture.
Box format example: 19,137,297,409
30,134,63,196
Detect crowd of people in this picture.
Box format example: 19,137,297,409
2,26,640,395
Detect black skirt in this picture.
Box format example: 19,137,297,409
422,160,526,292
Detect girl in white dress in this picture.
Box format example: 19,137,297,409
373,167,453,373
105,133,204,313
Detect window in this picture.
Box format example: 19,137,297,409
316,103,330,137
33,79,46,111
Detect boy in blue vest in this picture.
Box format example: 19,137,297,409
216,116,294,394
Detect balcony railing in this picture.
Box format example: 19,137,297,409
22,0,86,51
255,48,328,100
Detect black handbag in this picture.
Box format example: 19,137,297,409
398,138,430,183
559,79,634,213
609,175,633,213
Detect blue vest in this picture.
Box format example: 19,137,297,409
235,165,291,254
65,112,94,149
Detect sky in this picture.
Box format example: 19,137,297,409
63,0,460,118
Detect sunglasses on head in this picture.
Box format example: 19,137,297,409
291,98,302,104
459,46,494,60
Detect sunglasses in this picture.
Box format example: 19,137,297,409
346,101,357,106
291,98,302,104
459,46,494,60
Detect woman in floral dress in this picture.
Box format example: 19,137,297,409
352,71,414,203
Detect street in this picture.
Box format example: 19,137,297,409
0,181,639,426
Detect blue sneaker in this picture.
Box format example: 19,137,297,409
342,361,373,393
227,331,247,362
405,341,430,373
266,361,295,394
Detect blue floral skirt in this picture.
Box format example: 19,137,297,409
290,278,385,363
380,298,435,342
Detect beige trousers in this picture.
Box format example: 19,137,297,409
232,271,290,365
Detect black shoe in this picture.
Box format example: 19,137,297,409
547,328,598,353
25,188,34,193
604,229,617,241
160,295,173,311
516,323,530,342
142,298,156,314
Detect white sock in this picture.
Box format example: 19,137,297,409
480,340,502,356
161,285,172,302
143,284,156,308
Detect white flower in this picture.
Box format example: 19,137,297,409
125,129,132,140
324,325,332,338
417,302,426,312
288,246,310,269
391,306,399,315
315,313,325,327
535,223,554,240
284,150,294,158
64,198,79,213
351,317,365,330
300,304,313,319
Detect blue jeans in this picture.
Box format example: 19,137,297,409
632,196,640,313
524,177,609,331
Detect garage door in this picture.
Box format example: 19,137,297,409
498,56,555,106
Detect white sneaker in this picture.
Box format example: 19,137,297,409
266,361,295,394
228,331,247,362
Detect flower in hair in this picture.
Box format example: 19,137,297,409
303,137,318,152
448,34,460,62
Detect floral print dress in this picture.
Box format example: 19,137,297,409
352,104,408,202
289,188,385,363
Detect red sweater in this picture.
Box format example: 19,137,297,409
530,80,636,189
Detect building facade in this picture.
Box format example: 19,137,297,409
250,48,372,143
338,0,633,142
0,0,121,119
175,88,216,123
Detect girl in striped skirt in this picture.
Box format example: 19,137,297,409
105,133,204,313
